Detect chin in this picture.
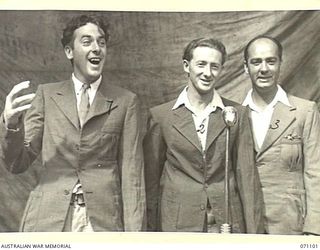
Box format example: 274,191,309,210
88,71,102,78
260,83,276,89
198,88,214,95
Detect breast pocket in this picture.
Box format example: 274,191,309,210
280,136,303,171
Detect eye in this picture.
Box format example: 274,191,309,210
81,38,92,46
266,58,278,65
98,39,106,47
196,63,206,68
211,64,220,70
250,59,262,66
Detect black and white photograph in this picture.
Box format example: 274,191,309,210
0,0,319,248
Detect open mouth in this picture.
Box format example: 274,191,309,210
258,76,272,81
200,79,213,84
88,58,101,65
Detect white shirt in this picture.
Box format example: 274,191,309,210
242,85,292,149
172,87,225,150
72,73,102,111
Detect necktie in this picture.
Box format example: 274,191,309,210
78,83,90,127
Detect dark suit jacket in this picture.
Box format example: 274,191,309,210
0,79,146,232
248,95,320,235
144,96,264,233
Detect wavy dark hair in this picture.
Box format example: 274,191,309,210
61,14,110,48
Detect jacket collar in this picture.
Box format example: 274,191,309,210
50,78,116,129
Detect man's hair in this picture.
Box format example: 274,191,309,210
182,38,227,65
61,14,110,48
244,35,283,63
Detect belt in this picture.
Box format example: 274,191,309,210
70,192,85,206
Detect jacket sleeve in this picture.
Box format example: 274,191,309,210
119,94,146,231
234,106,265,234
0,85,44,174
302,102,320,235
143,109,166,231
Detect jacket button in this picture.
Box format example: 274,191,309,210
75,144,80,150
64,190,70,195
97,164,102,168
200,204,205,210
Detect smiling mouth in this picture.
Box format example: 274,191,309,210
258,76,273,81
88,58,102,65
200,79,213,84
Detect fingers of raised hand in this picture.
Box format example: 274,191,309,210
4,81,35,123
11,93,36,109
7,81,31,101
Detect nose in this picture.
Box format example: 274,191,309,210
203,65,212,77
91,40,101,53
260,61,269,73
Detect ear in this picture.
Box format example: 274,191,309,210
244,61,249,74
64,45,74,60
183,59,190,74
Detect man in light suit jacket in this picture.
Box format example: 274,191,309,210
242,35,320,235
0,15,145,232
144,38,264,233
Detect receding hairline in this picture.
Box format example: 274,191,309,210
249,37,279,50
244,36,282,62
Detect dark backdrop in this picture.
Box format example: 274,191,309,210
0,10,319,231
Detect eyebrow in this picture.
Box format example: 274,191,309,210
80,35,92,40
195,60,221,65
250,57,278,61
80,35,106,39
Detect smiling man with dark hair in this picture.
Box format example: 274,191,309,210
0,14,146,232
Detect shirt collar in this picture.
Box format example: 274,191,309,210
172,86,225,111
243,85,292,112
72,73,102,93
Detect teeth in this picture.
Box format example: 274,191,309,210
89,58,101,64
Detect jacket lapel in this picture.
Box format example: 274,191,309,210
257,102,296,156
206,108,226,151
84,81,116,125
50,80,80,129
50,79,117,129
172,106,203,153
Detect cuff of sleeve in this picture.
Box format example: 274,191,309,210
1,113,21,132
5,127,20,132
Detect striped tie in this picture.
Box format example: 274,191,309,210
78,83,90,128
